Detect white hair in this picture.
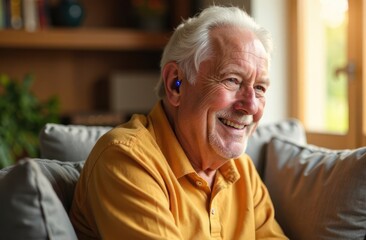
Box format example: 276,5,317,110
155,5,273,98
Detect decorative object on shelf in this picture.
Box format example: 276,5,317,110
131,0,168,31
0,74,60,168
51,0,84,27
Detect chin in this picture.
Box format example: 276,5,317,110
213,141,248,160
229,142,248,158
221,149,245,159
209,130,250,157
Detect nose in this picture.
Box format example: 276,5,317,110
233,87,259,114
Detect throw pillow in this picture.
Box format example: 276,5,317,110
39,123,112,162
246,119,307,177
0,159,77,239
33,158,84,211
265,137,366,240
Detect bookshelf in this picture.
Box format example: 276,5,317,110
0,0,193,121
0,28,171,50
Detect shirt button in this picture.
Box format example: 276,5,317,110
196,181,203,186
211,208,216,215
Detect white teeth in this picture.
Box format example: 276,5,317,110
221,119,245,129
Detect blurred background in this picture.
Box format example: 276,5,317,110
0,0,365,166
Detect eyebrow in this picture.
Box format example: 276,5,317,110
257,77,271,86
218,65,269,81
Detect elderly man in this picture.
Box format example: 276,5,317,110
70,5,287,239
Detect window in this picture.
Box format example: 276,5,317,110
289,0,366,148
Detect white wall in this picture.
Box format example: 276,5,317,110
252,0,288,124
201,0,250,10
202,0,289,124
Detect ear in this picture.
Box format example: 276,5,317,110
162,62,182,107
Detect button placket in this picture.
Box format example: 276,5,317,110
209,204,221,237
210,208,216,216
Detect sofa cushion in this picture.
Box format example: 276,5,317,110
0,159,77,239
39,123,112,162
36,158,83,211
0,158,84,212
246,119,307,177
265,137,366,240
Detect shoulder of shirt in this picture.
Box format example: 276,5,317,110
236,154,252,165
97,114,153,150
235,154,258,175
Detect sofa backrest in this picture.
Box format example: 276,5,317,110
247,118,307,177
39,119,307,178
39,124,112,162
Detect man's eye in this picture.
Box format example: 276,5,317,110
255,85,267,94
222,78,240,89
227,78,238,84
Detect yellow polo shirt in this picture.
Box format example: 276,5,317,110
70,101,287,239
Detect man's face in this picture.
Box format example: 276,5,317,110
175,26,269,170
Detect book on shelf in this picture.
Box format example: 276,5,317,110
0,0,5,29
10,0,22,29
36,0,49,29
23,0,37,31
2,0,10,28
0,0,51,31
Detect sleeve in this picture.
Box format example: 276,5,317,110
87,144,183,240
246,156,289,239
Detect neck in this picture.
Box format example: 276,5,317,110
191,160,217,189
199,170,217,190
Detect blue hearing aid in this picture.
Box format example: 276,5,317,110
174,79,182,92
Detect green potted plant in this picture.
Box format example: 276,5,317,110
0,74,60,168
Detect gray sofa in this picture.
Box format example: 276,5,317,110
0,119,365,239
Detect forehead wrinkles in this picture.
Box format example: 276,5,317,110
210,27,268,72
230,51,268,73
236,39,268,68
213,52,267,81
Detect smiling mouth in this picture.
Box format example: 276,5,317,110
219,118,247,130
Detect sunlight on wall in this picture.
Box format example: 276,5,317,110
252,0,288,124
302,0,349,133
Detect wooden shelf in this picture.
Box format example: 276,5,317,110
0,28,171,51
0,0,192,116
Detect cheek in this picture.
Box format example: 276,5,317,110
200,86,233,109
253,98,266,122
